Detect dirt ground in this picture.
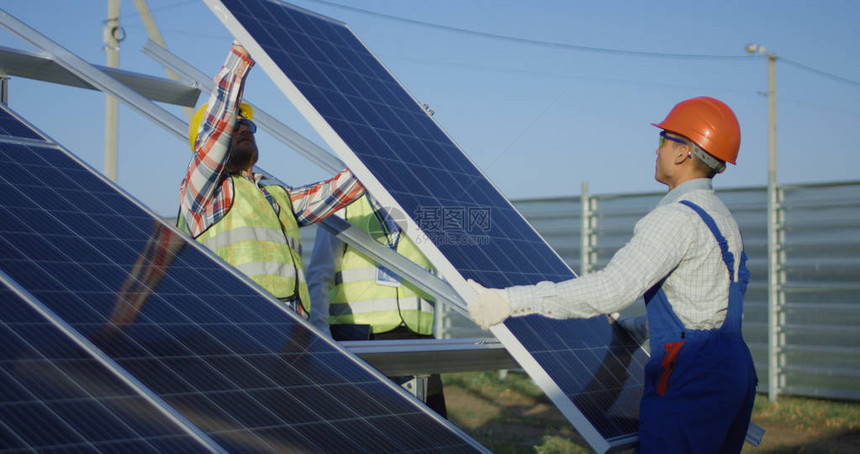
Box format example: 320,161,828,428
442,372,860,453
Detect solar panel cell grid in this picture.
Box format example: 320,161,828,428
0,108,45,141
0,286,205,452
0,102,486,451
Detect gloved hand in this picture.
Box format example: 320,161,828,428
467,279,511,331
610,313,649,344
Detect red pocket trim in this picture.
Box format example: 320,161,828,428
656,341,685,396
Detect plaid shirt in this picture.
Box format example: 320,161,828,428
179,47,364,238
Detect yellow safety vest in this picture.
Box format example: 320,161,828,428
330,195,435,334
192,175,310,313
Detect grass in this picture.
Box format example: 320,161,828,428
442,371,860,453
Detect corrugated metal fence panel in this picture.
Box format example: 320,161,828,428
779,182,860,400
513,197,583,272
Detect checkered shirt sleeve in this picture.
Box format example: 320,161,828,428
288,168,365,227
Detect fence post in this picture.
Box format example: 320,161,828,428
768,184,787,401
435,295,451,339
580,182,596,275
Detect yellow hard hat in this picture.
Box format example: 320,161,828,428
188,102,254,152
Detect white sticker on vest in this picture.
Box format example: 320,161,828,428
376,265,402,287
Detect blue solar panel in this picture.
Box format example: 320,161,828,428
0,107,46,142
207,0,649,449
0,103,486,452
0,282,208,452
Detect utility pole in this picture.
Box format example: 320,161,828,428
103,0,122,181
747,43,782,402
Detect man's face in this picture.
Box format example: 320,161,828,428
228,118,258,171
655,131,687,186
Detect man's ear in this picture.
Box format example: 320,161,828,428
673,145,691,165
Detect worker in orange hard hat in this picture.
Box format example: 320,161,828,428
179,42,365,319
468,97,756,453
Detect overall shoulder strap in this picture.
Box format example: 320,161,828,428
678,200,735,281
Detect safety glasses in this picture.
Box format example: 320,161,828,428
236,118,257,134
659,130,687,148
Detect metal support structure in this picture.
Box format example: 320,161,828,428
0,46,200,107
0,9,189,140
103,0,121,181
132,0,194,121
0,74,7,104
579,181,596,275
343,338,517,376
434,297,453,339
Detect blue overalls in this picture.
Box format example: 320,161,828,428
638,201,757,453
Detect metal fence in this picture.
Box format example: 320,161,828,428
417,180,860,402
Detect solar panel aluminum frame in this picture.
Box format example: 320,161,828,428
204,1,638,451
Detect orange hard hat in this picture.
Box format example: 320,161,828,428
651,97,741,165
188,102,254,152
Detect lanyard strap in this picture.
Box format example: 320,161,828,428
372,207,401,250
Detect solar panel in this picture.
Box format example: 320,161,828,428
0,280,210,452
0,103,487,452
0,106,47,142
204,0,649,450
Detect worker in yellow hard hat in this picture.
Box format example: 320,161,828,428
468,97,756,453
179,42,365,318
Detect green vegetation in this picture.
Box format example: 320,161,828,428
443,371,860,453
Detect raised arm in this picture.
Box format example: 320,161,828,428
179,44,254,237
288,169,365,227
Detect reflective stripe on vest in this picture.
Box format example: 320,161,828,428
202,226,303,258
194,175,310,312
331,195,435,335
328,297,435,316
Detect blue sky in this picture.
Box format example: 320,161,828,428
1,0,858,216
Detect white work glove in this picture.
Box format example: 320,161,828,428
467,279,511,331
610,313,650,344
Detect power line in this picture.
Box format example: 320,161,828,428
116,0,198,21
305,0,860,88
385,54,755,96
779,57,860,88
303,0,748,60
